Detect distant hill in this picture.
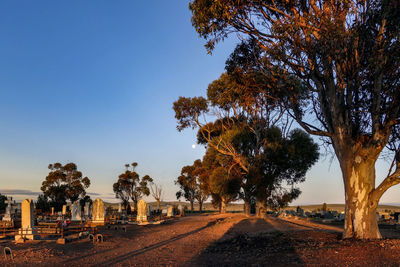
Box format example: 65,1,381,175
287,204,400,213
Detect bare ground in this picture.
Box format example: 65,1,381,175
1,214,400,266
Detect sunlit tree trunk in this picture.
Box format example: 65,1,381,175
221,198,227,214
244,200,251,216
256,200,266,218
337,147,382,239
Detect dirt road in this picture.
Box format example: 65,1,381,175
1,214,400,266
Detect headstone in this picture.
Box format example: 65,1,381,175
161,207,167,215
15,199,36,240
92,198,105,224
177,204,185,216
71,202,81,221
62,205,67,216
339,212,345,221
118,203,122,213
146,204,152,217
136,199,147,223
167,205,174,217
51,207,55,216
84,203,90,217
2,197,13,221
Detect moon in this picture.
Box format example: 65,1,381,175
192,144,196,149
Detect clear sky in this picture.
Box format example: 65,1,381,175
0,1,399,205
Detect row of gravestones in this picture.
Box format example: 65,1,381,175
136,200,185,223
15,198,106,241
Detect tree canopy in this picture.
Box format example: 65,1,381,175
189,0,400,239
41,162,90,211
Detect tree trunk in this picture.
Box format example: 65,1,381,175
339,153,381,239
156,200,160,211
190,200,194,212
221,198,227,214
256,200,266,218
199,201,203,213
243,200,251,216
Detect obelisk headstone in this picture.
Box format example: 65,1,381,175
71,202,81,221
15,199,36,241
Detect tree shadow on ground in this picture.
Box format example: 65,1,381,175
188,218,305,267
93,219,220,266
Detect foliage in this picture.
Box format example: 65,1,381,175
113,162,153,210
176,159,210,211
0,193,7,213
41,162,91,210
189,0,400,239
79,195,92,210
36,194,51,213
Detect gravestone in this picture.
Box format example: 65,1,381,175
2,197,13,221
62,205,67,216
167,205,174,217
71,202,81,221
118,203,122,213
15,199,36,241
136,199,147,223
51,207,55,216
161,207,167,215
84,203,90,218
92,198,105,225
177,204,185,216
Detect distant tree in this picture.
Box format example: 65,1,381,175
41,162,90,211
189,0,400,239
0,193,7,213
322,203,328,212
176,164,197,212
150,182,163,211
113,162,153,211
176,159,210,212
36,194,51,213
209,167,241,213
266,188,301,213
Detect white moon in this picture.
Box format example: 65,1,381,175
192,144,196,149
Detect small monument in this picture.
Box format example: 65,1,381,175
167,205,174,217
51,207,55,216
84,202,90,218
15,199,36,241
71,202,81,221
118,203,122,213
137,199,148,223
177,204,185,216
2,197,13,222
62,205,67,216
92,198,105,225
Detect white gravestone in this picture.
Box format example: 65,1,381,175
2,197,13,221
71,202,81,221
84,203,90,218
177,204,185,216
92,198,105,224
136,200,148,223
167,205,174,217
15,199,36,240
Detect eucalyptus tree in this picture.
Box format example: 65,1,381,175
189,0,400,239
41,162,90,211
113,162,153,211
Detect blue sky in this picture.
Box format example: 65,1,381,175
0,1,399,205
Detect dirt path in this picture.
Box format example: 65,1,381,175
1,214,400,266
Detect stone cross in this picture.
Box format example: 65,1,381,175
136,199,148,223
92,198,105,224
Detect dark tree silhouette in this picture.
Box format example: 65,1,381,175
41,162,90,211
